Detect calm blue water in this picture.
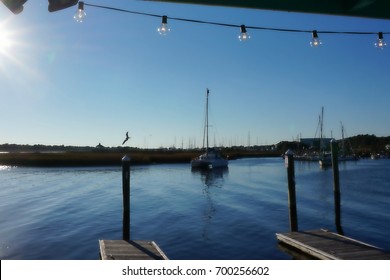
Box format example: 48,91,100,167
0,158,389,259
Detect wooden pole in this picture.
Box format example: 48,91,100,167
122,155,131,240
330,140,343,235
285,149,298,232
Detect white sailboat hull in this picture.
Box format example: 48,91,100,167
191,157,228,169
191,150,228,169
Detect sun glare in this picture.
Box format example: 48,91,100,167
0,19,18,58
0,30,13,52
0,18,35,78
0,17,50,97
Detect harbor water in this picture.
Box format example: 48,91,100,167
0,157,389,259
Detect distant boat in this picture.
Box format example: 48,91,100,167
319,122,359,167
191,89,228,169
371,153,380,160
294,107,330,164
319,153,332,167
338,122,359,162
317,107,330,167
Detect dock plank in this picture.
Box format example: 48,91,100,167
276,229,390,260
99,240,169,260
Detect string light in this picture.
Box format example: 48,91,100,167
74,1,86,23
375,32,387,49
310,30,322,47
69,2,389,49
238,25,250,41
158,16,170,35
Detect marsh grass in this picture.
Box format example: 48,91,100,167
0,151,199,167
0,149,279,167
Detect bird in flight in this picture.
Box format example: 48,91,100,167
122,132,130,145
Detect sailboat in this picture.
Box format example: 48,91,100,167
319,118,359,167
318,107,332,167
191,89,228,169
338,122,359,162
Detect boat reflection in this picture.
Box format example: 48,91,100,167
192,166,228,188
192,167,228,240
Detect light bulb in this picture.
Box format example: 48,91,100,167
310,30,322,47
158,16,170,35
238,25,250,41
74,2,86,23
375,32,386,49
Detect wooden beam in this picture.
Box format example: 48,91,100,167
276,229,390,260
99,240,169,260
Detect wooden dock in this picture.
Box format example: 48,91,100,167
99,240,169,260
276,229,390,260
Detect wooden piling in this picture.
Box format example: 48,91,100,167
330,140,343,235
285,149,298,232
99,155,169,260
122,155,131,241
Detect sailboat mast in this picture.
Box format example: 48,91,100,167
320,106,324,152
206,88,209,152
202,88,210,150
341,121,345,154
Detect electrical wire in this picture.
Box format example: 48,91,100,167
83,2,390,36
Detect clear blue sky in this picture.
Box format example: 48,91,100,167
1,0,389,148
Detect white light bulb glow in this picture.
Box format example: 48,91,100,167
375,32,386,49
158,16,170,35
310,30,322,47
74,2,86,23
238,25,250,41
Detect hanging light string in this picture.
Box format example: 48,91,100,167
82,2,389,46
84,3,161,20
83,2,389,34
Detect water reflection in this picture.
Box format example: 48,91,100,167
0,165,13,171
192,167,228,188
192,167,228,240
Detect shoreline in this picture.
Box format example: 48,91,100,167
0,150,281,167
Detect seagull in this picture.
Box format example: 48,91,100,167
122,132,130,145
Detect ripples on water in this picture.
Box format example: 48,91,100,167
0,158,389,259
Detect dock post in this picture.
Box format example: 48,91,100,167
330,140,343,235
98,155,169,260
285,149,298,232
122,155,131,241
